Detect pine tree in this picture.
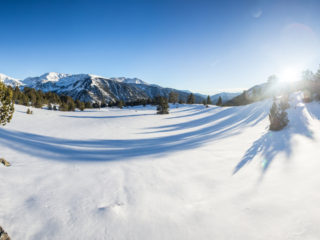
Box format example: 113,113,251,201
216,96,222,106
78,102,85,111
202,99,207,105
34,97,43,108
85,102,92,108
117,100,124,109
157,96,169,114
269,97,289,131
169,92,179,104
207,95,212,105
314,65,320,82
100,99,107,108
0,82,14,125
59,102,68,111
187,93,195,104
68,101,76,111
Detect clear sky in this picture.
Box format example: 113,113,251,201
1,0,320,94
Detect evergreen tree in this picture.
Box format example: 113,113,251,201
0,82,14,126
187,93,195,104
22,95,29,106
68,101,76,111
269,97,289,131
85,102,92,109
202,99,207,105
78,101,85,111
169,91,179,104
34,97,43,108
117,100,124,109
314,65,320,82
207,95,212,105
92,102,100,108
59,102,68,111
53,105,57,111
157,96,169,114
100,99,107,108
216,96,222,106
13,86,21,103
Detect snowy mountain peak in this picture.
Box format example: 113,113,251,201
22,72,69,85
110,77,148,85
0,72,205,103
0,73,22,87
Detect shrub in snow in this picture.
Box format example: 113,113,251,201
0,82,14,126
269,97,289,131
26,108,33,114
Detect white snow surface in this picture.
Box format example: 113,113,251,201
0,73,21,87
110,77,148,85
1,92,320,239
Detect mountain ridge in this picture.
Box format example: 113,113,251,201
0,72,206,103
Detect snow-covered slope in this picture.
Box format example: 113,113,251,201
0,73,22,87
210,92,241,104
1,93,320,239
110,77,148,85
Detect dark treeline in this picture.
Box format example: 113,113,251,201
8,86,89,111
8,86,205,112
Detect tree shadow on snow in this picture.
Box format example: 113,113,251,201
233,103,314,175
61,113,155,119
145,101,270,134
0,101,269,162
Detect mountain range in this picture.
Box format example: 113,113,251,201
0,72,240,104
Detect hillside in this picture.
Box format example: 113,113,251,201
0,72,205,104
1,92,320,239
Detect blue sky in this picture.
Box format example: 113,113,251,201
1,0,320,94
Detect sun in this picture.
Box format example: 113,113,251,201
279,66,302,83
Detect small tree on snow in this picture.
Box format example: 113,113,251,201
269,97,289,131
207,95,212,105
157,96,169,114
216,96,222,106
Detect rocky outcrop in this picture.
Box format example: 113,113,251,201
0,226,10,240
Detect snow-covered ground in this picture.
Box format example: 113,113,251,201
1,94,320,239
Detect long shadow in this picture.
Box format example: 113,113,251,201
0,102,269,162
62,113,155,119
166,106,220,119
233,102,314,175
146,101,270,133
